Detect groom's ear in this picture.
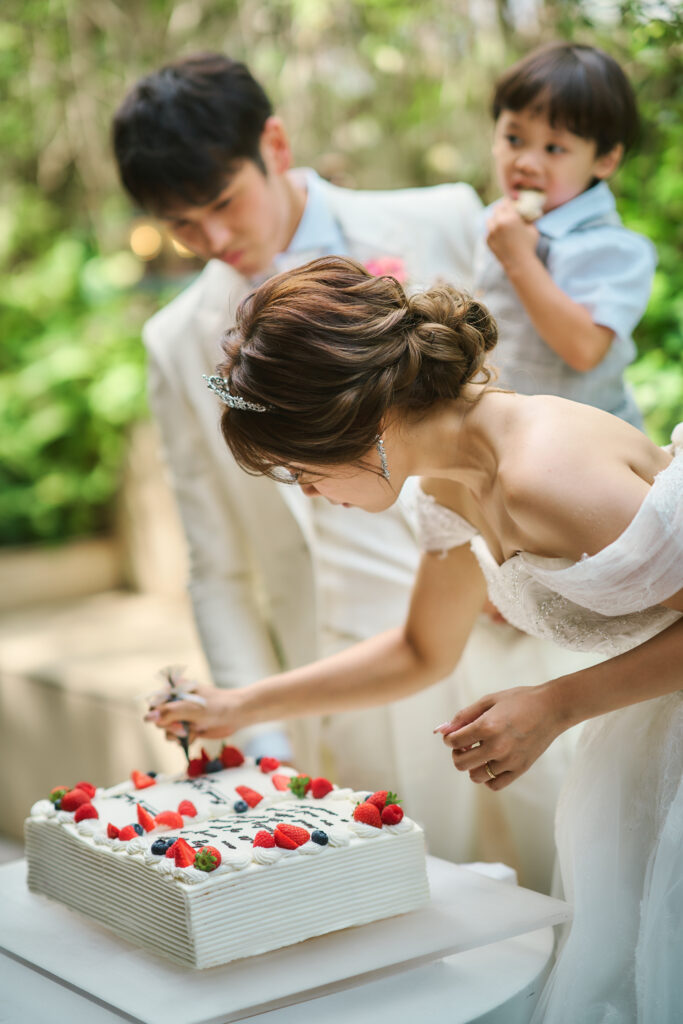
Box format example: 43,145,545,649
259,116,293,176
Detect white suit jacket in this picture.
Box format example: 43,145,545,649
143,177,483,689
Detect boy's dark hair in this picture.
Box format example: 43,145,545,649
492,43,639,156
112,53,273,213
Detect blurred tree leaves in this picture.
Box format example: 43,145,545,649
1,0,681,545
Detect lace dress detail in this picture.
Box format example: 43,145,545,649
415,436,683,656
414,489,477,553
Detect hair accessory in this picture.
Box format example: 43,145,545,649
203,374,268,412
376,436,390,482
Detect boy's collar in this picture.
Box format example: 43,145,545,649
536,181,616,239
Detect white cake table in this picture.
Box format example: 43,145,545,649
1,856,569,1024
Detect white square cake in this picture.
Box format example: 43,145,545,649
25,749,429,968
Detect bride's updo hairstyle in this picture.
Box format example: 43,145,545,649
216,255,497,478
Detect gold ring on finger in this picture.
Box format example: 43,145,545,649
485,761,497,781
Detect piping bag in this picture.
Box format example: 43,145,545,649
148,665,207,763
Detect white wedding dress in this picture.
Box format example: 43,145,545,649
416,427,683,1023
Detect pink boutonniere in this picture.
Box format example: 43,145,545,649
363,256,407,285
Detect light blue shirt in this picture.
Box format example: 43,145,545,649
473,181,656,428
248,169,348,291
276,169,348,263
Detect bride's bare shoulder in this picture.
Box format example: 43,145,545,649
499,400,669,557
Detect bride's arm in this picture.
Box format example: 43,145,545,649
147,542,488,740
440,601,683,790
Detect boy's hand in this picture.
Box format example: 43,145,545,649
486,199,540,269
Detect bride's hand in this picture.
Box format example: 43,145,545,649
434,684,563,789
144,684,245,743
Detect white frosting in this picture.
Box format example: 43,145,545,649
384,818,414,836
327,827,350,848
75,819,101,837
297,839,324,856
252,846,282,866
25,756,429,968
126,837,147,855
349,820,384,839
220,847,253,871
30,799,54,818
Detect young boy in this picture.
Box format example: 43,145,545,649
474,42,655,428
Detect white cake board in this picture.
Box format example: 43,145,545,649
1,856,570,1024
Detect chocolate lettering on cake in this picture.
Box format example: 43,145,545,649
184,778,231,804
112,792,140,809
177,804,347,848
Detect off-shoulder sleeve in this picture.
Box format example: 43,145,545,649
415,486,478,554
520,432,683,616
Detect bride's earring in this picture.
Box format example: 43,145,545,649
376,436,390,482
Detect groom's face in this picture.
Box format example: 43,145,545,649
158,122,294,276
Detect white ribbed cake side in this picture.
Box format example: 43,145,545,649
188,829,428,968
25,819,194,962
25,817,428,968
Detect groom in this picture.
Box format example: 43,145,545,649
113,53,580,887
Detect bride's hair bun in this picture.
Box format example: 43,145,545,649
389,285,497,411
217,256,498,477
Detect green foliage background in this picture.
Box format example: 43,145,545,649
1,0,681,546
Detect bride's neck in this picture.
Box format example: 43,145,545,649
401,388,504,495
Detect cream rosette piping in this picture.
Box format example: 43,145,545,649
179,866,209,885
219,846,253,871
349,820,385,840
76,819,101,838
297,839,325,856
327,827,351,847
252,846,283,866
125,836,148,855
323,788,354,801
30,800,55,818
383,817,414,835
144,847,165,864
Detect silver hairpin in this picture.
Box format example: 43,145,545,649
203,374,268,412
376,436,390,482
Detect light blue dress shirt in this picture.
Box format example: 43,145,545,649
275,169,348,265
473,181,656,428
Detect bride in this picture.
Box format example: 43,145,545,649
147,256,683,1022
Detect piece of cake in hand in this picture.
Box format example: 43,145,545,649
515,189,546,221
25,751,429,968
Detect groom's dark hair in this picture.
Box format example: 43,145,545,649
112,53,273,214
